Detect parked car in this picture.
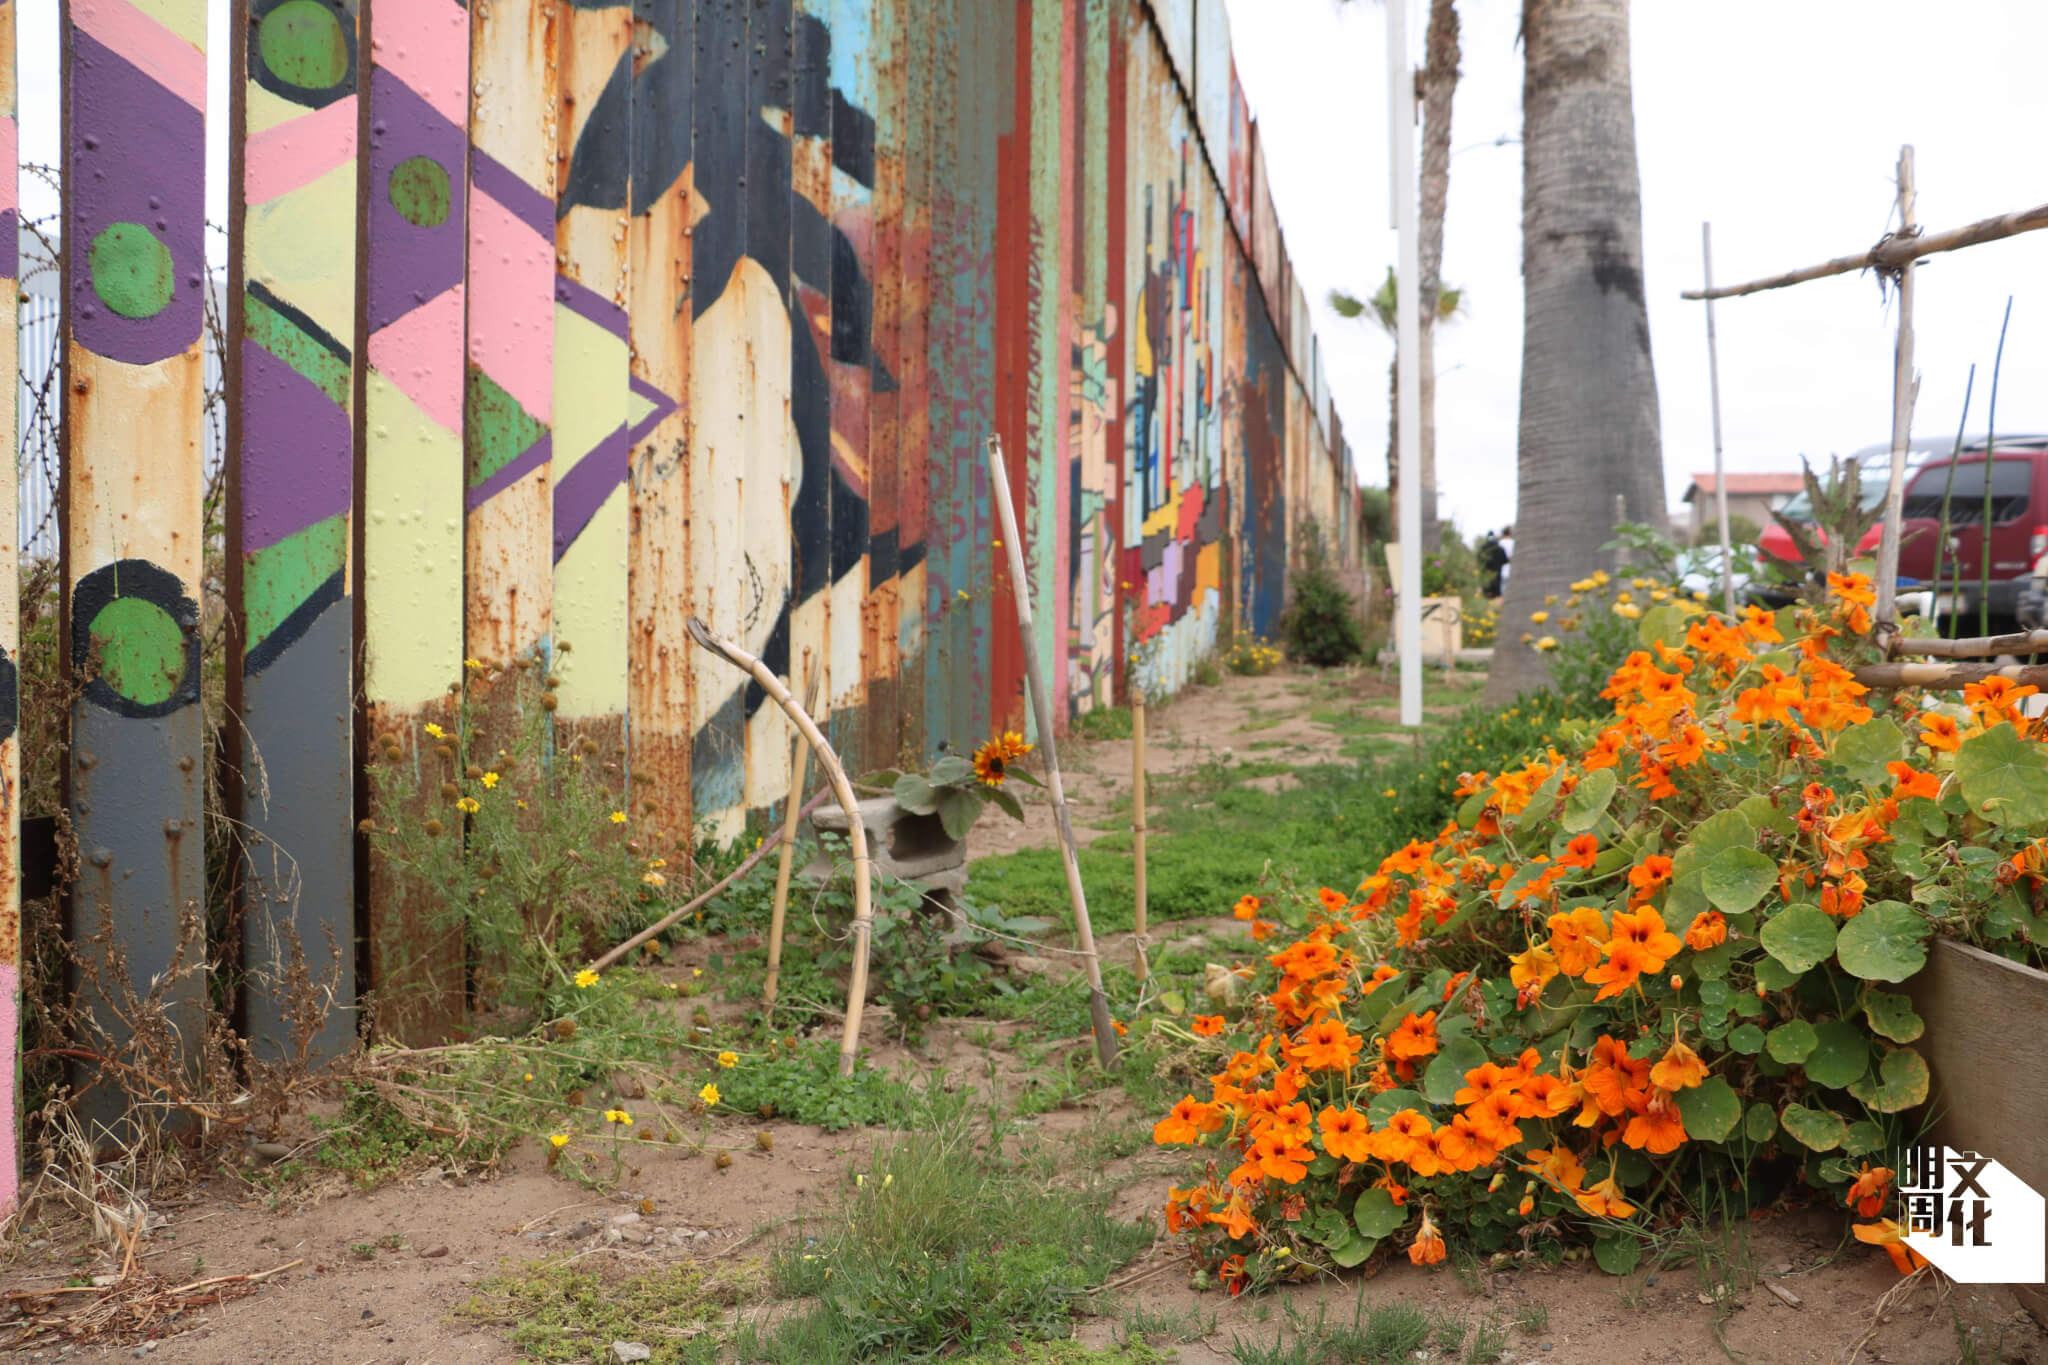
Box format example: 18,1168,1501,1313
1754,438,1949,573
1850,435,2048,629
1673,544,1755,601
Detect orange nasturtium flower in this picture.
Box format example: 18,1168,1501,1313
1289,1018,1363,1072
1584,906,1682,1001
1232,894,1261,920
1557,833,1600,871
1649,1038,1709,1092
1683,910,1728,951
1316,1105,1375,1163
1575,1170,1636,1219
1385,1010,1440,1062
1317,886,1350,915
1408,1206,1448,1266
1622,1089,1688,1154
1547,906,1610,976
1191,1014,1226,1038
1846,1163,1895,1218
1854,1218,1930,1276
1152,1097,1223,1146
1627,854,1674,892
1509,942,1559,997
1886,761,1942,801
1918,711,1962,752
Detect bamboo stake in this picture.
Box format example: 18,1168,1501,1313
1680,200,2048,301
1850,660,2048,690
1131,694,1149,982
984,434,1119,1067
763,657,821,1009
1701,223,1736,617
1874,146,1918,630
685,618,874,1077
1979,298,2014,638
1892,629,2048,659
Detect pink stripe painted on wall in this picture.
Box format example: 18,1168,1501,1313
370,0,470,129
465,190,555,423
0,117,14,215
368,284,467,431
71,0,205,110
244,94,357,205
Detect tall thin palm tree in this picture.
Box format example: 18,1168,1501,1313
1331,269,1462,541
1416,0,1460,551
1486,0,1665,703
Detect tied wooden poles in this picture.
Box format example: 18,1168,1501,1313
764,658,821,1010
984,435,1120,1067
1852,661,2048,690
1132,695,1149,982
1892,629,2048,659
1701,223,1736,617
1680,200,2048,301
685,619,875,1077
1873,147,1919,630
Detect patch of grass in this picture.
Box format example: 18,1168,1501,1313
1515,1302,1550,1334
745,1097,1154,1360
1119,1301,1217,1346
956,1347,1172,1365
456,1257,756,1364
1232,1298,1453,1365
1073,706,1135,741
311,1085,511,1187
714,1038,926,1131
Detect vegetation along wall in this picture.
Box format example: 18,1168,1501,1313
8,0,1357,1144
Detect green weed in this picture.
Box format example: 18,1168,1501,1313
456,1256,757,1364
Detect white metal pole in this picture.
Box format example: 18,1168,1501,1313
1702,223,1735,617
1388,0,1422,728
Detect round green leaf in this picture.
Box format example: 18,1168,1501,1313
1728,1023,1766,1055
1841,1121,1887,1157
1780,1103,1847,1151
1954,723,2048,826
1691,809,1757,858
1833,716,1907,788
1353,1186,1410,1240
1744,1102,1777,1142
1330,1234,1376,1267
1765,1020,1818,1064
1863,989,1925,1043
1563,767,1618,833
1594,1234,1642,1275
1835,902,1931,983
1423,1036,1489,1106
1704,846,1777,914
1803,1020,1870,1089
1847,1048,1930,1113
1673,1076,1741,1142
1366,1088,1429,1127
1759,904,1837,975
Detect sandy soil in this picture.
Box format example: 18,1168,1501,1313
3,665,2042,1364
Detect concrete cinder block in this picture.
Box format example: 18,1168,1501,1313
802,796,968,914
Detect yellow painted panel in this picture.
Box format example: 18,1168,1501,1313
362,369,463,707
245,81,302,138
553,492,629,720
247,158,360,348
828,562,866,710
552,304,629,478
1196,541,1221,597
1140,488,1179,540
66,345,204,579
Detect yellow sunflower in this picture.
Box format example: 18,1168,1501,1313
972,738,1011,786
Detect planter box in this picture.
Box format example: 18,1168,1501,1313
1909,938,2048,1324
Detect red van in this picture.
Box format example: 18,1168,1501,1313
1851,436,2048,627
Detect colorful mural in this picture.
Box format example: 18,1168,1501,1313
22,0,1357,1186
0,0,17,1213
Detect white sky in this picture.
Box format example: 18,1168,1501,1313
1226,0,2048,536
18,2,2048,540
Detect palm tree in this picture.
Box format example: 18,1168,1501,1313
1486,0,1665,703
1330,268,1462,543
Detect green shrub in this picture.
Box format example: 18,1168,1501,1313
1279,529,1365,667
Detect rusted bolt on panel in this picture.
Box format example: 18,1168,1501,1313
89,849,113,868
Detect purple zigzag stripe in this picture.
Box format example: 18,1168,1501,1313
552,425,631,562
628,371,679,445
241,340,352,551
466,431,552,511
470,146,553,239
555,272,628,338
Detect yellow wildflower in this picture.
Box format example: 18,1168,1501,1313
699,1083,721,1106
718,1051,738,1068
609,811,627,825
481,771,500,788
1535,636,1559,652
643,871,667,887
549,1133,569,1148
424,722,448,740
604,1108,633,1126
575,968,600,988
464,658,484,670
1530,610,1550,624
456,796,480,814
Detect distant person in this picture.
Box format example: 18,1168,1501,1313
1497,526,1515,592
1479,531,1506,598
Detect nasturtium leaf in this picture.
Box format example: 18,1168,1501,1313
1834,902,1931,982
1690,941,1737,981
893,772,938,814
1753,956,1801,993
1731,988,1766,1017
1738,794,1793,836
1833,716,1907,788
1765,1019,1818,1064
1802,1021,1870,1089
1780,1103,1847,1151
1841,1121,1888,1157
1366,1088,1429,1127
1692,810,1758,858
1704,846,1778,914
1329,1234,1375,1268
1673,1076,1741,1142
1594,1234,1642,1275
1954,723,2048,826
1759,904,1837,974
1744,1103,1777,1142
1353,1187,1409,1240
1512,767,1569,833
1563,767,1619,834
1698,979,1732,1010
1157,990,1186,1017
1848,1048,1930,1113
1458,790,1489,827
1424,1036,1489,1105
1360,974,1412,1025
1863,989,1925,1043
1306,1155,1341,1180
1636,604,1687,651
1728,1023,1766,1055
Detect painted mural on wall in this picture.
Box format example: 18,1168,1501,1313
16,0,1355,1186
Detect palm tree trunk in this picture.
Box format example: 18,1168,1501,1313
1416,0,1459,552
1487,0,1665,704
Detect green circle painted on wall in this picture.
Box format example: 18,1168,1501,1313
88,222,176,320
258,0,349,90
88,597,188,708
389,156,452,229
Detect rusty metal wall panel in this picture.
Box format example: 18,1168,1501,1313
986,0,1030,734
1024,0,1071,732
1149,0,1194,99
464,0,559,701
227,0,361,1066
553,0,632,743
863,0,903,772
893,0,931,756
622,0,694,845
61,0,209,1119
824,0,874,759
1068,0,1117,716
1248,121,1280,320
1288,273,1310,393
1190,0,1228,190
359,0,471,1041
1235,240,1288,639
1224,60,1249,245
0,0,17,1210
786,0,833,776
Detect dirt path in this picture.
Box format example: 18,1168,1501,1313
2,665,2042,1364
